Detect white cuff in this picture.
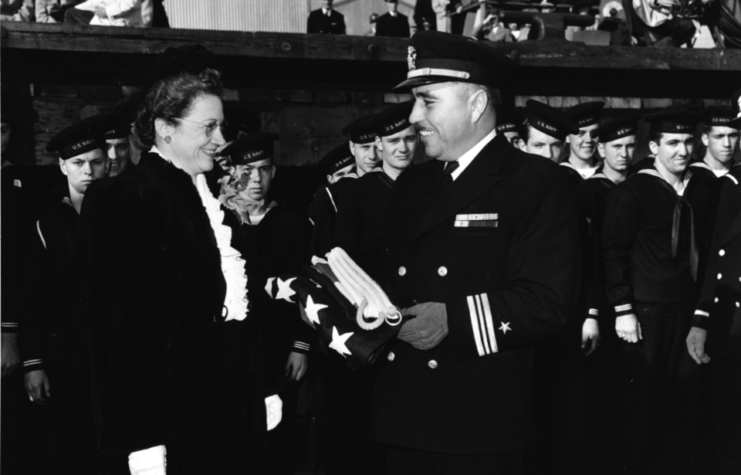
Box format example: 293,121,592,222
265,394,283,432
128,445,166,475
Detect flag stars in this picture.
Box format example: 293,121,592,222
329,326,353,357
275,277,297,302
303,296,327,326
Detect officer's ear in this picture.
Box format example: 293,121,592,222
375,136,383,153
648,140,660,156
469,87,489,124
326,174,335,184
348,141,357,157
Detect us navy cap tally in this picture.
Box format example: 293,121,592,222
46,115,111,160
341,115,377,144
220,132,279,165
564,101,604,128
223,104,261,141
643,107,701,134
102,113,131,140
703,106,739,128
525,100,580,140
731,88,741,126
591,114,641,142
318,142,354,174
395,30,515,91
495,109,526,134
364,102,415,138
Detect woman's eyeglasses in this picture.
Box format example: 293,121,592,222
177,118,229,138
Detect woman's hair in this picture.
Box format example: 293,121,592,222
134,46,223,149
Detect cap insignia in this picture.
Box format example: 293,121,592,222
407,46,416,72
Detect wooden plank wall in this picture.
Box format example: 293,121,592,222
167,0,307,33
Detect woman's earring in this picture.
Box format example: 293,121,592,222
165,136,171,144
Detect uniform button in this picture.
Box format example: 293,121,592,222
736,302,740,308
719,249,726,256
428,360,438,369
438,266,448,277
715,297,719,303
387,351,395,362
718,273,723,280
398,266,406,276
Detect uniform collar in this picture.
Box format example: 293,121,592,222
450,128,497,181
637,165,692,196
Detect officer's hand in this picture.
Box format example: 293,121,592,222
686,326,711,365
265,394,283,431
398,302,448,351
285,351,308,383
2,333,21,378
581,318,600,356
615,314,642,344
24,369,51,405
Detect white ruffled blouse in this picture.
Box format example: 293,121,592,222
150,146,249,321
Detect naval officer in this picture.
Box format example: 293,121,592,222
376,31,580,474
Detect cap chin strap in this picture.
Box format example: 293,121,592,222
407,68,471,80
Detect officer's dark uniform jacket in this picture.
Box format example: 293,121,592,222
688,160,728,276
78,153,239,471
334,169,395,287
310,171,357,258
375,12,411,37
577,166,620,321
603,164,713,316
307,8,346,34
375,134,580,454
693,165,741,361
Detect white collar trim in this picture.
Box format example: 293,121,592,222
451,129,497,181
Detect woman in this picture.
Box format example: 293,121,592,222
77,46,281,475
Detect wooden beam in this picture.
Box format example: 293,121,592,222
3,22,741,72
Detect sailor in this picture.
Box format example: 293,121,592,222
561,101,605,186
20,115,112,474
218,132,313,474
602,107,711,474
685,92,741,475
494,109,526,148
310,113,379,257
324,101,419,475
576,114,641,470
519,99,580,162
334,100,418,286
103,113,133,177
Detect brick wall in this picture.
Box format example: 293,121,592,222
3,80,734,167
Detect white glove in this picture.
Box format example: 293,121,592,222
128,445,166,475
265,394,283,431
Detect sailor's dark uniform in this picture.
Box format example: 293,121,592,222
602,162,712,474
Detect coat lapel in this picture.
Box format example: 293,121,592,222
407,135,509,244
722,209,741,246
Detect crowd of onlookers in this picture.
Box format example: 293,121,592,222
2,0,739,48
312,0,741,48
0,0,169,28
